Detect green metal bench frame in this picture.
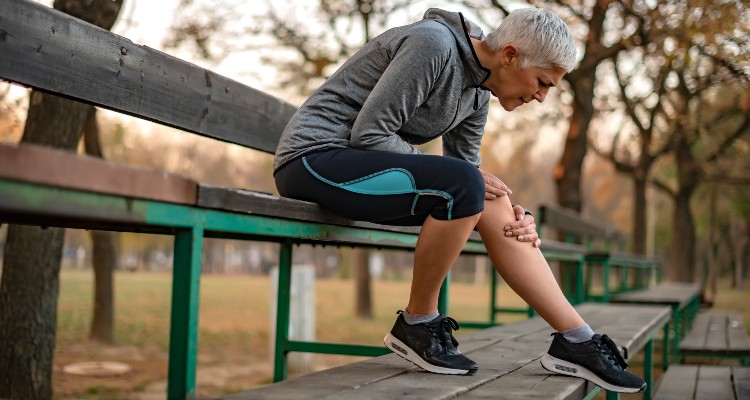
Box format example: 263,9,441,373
611,283,701,369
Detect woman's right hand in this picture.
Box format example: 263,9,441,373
479,169,512,200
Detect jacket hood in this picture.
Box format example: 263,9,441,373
422,8,490,87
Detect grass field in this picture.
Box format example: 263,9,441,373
53,269,750,399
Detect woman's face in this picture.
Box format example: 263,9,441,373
483,47,567,111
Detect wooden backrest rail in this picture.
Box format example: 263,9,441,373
0,0,297,154
539,203,621,243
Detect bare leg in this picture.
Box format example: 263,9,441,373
406,214,481,315
476,195,584,331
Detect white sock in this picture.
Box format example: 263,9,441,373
403,309,440,325
561,324,595,343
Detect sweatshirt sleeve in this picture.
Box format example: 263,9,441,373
442,98,488,167
350,27,451,153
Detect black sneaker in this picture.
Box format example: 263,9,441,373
384,310,478,375
541,333,646,393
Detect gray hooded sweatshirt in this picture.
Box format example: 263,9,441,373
273,8,491,173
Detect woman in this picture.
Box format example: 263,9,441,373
274,7,646,393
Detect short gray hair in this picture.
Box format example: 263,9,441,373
485,7,577,72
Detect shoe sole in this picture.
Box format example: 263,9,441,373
383,333,476,375
540,353,646,393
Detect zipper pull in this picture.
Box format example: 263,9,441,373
473,87,479,110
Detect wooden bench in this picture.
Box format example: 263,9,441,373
0,2,672,399
223,303,671,400
679,311,750,366
611,283,702,368
654,365,750,399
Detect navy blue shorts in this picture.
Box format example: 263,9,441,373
274,148,485,226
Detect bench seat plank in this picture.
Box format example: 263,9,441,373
654,365,750,400
460,361,597,400
611,282,701,309
735,366,750,399
198,184,422,235
728,313,750,354
654,365,698,400
225,303,669,399
680,311,750,357
679,311,712,350
0,142,197,205
198,184,588,256
695,365,734,399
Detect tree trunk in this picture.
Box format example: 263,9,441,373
733,215,748,290
83,108,118,344
632,175,648,255
705,189,718,302
669,133,701,283
354,249,372,319
89,231,117,343
670,189,697,282
0,226,68,400
554,0,614,212
555,73,595,213
0,2,122,398
0,93,93,400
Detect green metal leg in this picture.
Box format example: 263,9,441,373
603,261,611,302
605,389,620,399
273,241,293,383
167,225,204,400
672,306,680,364
644,338,654,400
584,264,592,301
636,269,644,290
438,272,450,315
662,323,670,370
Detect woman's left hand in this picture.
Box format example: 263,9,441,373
479,169,512,199
505,204,541,248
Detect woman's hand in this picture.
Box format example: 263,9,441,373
505,204,542,248
479,169,512,199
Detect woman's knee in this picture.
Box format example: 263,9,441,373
459,163,486,202
480,194,517,225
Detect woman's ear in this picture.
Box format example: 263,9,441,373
499,44,519,67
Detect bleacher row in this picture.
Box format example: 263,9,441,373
0,2,747,399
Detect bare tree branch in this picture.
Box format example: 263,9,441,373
704,176,750,185
697,46,750,83
538,0,585,21
704,112,750,164
613,57,647,135
650,178,675,197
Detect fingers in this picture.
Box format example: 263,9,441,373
481,170,511,199
503,208,539,247
510,230,540,246
504,222,537,238
505,213,535,230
